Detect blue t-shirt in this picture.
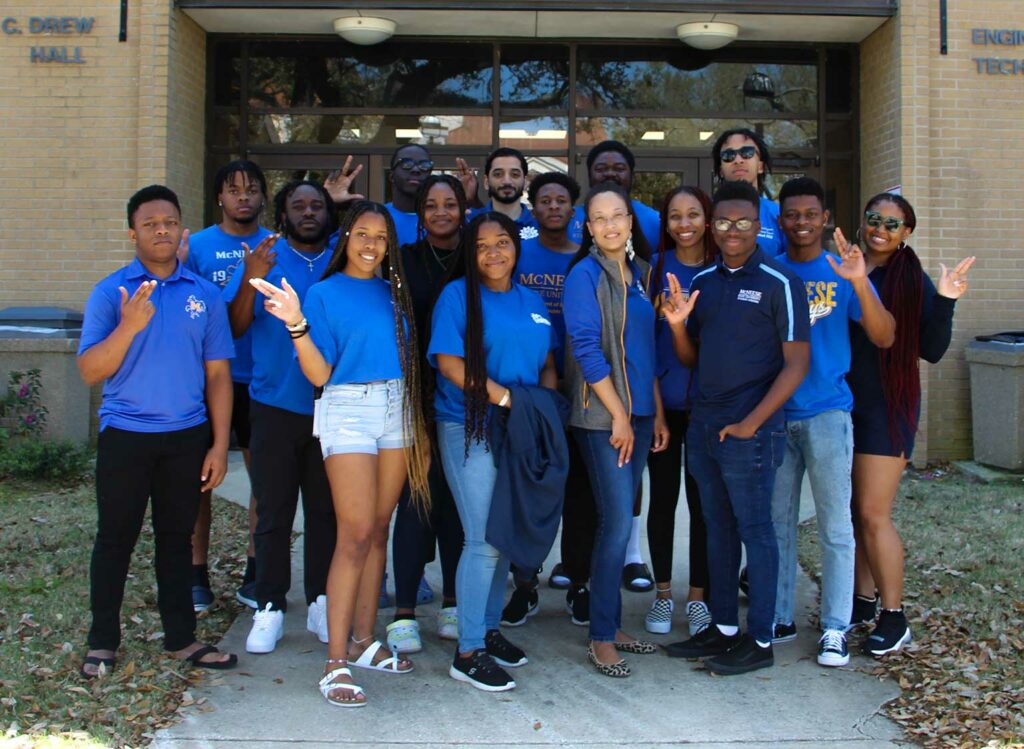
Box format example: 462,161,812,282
428,278,554,424
386,202,421,248
223,237,332,416
79,258,235,433
757,199,785,257
469,202,538,242
570,199,661,252
516,237,576,377
651,252,706,411
304,273,403,386
776,251,864,420
184,224,273,385
563,255,657,418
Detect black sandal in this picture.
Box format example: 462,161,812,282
80,654,116,680
182,644,238,670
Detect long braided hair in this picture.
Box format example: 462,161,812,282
441,212,522,456
321,201,431,508
863,192,923,452
650,185,718,304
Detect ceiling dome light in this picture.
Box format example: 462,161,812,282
676,22,739,50
333,17,396,45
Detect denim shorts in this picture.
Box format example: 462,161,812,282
314,379,409,458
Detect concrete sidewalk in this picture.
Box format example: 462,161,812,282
154,452,901,748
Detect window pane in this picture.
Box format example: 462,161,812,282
499,45,569,108
499,116,569,150
577,47,816,114
212,42,241,107
247,114,493,146
577,117,818,151
247,42,492,109
825,48,854,114
210,113,240,148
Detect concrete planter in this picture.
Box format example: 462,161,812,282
966,339,1024,471
0,337,89,443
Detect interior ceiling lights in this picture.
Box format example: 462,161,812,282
676,21,739,50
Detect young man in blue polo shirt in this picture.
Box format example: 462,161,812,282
184,159,276,612
771,177,895,666
225,180,338,654
663,180,810,674
77,185,237,677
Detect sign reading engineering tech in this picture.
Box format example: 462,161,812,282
972,28,1024,75
1,16,95,63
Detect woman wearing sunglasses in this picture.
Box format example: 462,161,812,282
846,193,975,656
711,128,785,256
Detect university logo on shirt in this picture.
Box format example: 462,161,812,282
185,295,207,319
737,289,762,304
531,312,552,326
805,280,838,326
520,226,539,240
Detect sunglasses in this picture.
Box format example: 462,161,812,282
864,211,906,232
713,218,756,233
393,158,434,172
720,145,759,163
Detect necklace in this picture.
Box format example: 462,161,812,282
427,241,454,269
288,243,327,271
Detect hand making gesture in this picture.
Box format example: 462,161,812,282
324,156,366,205
250,277,303,327
662,272,700,327
118,280,157,334
455,157,479,204
240,233,280,282
827,227,867,282
176,228,191,265
937,256,976,300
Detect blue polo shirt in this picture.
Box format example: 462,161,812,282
570,199,661,252
469,202,538,242
651,252,707,411
184,224,273,385
757,199,785,256
428,278,554,424
686,247,809,430
79,258,235,433
776,250,864,420
386,202,420,248
516,237,576,377
223,237,331,416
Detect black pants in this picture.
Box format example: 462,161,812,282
391,441,463,610
646,408,708,588
89,423,210,652
249,400,336,612
560,435,596,586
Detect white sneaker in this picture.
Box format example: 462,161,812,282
437,606,458,640
246,603,284,654
644,597,674,634
307,594,329,644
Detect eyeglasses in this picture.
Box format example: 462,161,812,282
720,146,759,163
393,158,434,172
590,212,629,228
864,211,906,232
712,217,756,233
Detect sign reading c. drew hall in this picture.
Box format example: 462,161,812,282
1,15,95,64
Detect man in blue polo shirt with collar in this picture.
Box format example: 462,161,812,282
225,179,338,654
662,180,810,675
77,185,237,678
467,147,537,241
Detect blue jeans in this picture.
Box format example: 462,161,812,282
573,416,654,642
686,419,785,643
438,421,509,653
772,410,855,632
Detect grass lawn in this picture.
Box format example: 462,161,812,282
0,478,249,748
798,468,1024,748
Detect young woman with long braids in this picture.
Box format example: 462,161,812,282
643,186,718,636
847,193,975,655
386,174,468,653
250,201,431,707
430,212,558,692
562,183,669,677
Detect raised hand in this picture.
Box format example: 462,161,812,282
662,272,700,327
250,276,303,326
324,156,366,204
177,228,191,265
826,227,867,281
118,281,157,334
455,157,479,203
241,233,279,281
937,256,976,299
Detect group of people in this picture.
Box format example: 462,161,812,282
77,129,975,709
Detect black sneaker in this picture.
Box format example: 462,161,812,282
738,566,750,597
706,634,773,675
862,609,912,657
501,586,539,627
566,586,589,626
449,648,516,692
772,622,797,643
850,594,878,629
485,629,528,668
548,562,570,590
666,626,741,659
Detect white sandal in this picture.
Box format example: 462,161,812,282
318,661,366,708
349,638,414,674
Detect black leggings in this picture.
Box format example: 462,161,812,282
646,409,708,589
560,435,596,585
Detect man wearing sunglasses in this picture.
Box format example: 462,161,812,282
712,128,785,256
386,144,435,247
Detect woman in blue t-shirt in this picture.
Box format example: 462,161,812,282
429,212,558,693
644,186,718,639
251,201,430,708
562,183,669,677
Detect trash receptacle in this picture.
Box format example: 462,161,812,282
966,332,1024,471
0,306,89,443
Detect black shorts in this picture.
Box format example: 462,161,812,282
231,382,252,450
851,400,917,459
